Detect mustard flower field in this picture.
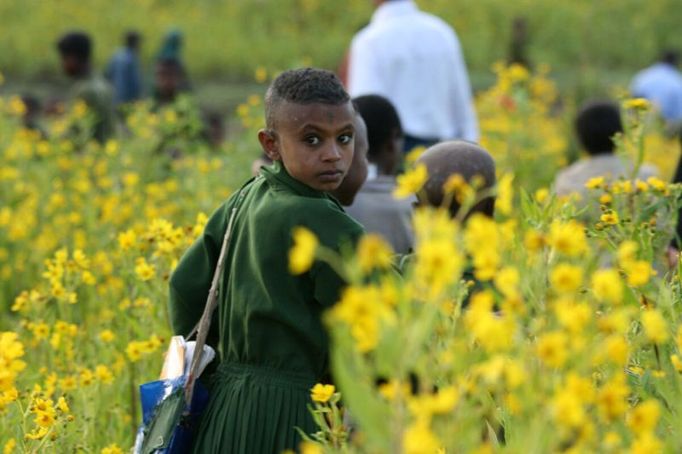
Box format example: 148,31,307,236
2,65,682,453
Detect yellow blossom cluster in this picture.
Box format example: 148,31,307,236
4,62,682,452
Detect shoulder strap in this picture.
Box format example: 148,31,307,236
184,181,252,405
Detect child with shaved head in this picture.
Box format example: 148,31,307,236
416,140,497,219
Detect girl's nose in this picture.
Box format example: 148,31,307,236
321,143,342,161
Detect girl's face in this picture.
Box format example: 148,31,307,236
258,101,356,192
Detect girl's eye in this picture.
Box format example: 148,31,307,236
338,133,353,145
305,136,320,146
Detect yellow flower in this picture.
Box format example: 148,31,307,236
536,331,568,368
394,163,428,199
254,66,268,84
647,176,667,192
600,211,619,225
405,146,426,165
534,187,549,203
641,309,668,344
596,375,629,421
299,441,322,454
599,193,613,205
59,375,77,391
627,400,660,435
288,227,318,275
622,98,651,111
554,298,591,333
617,241,638,264
95,365,114,384
585,176,605,190
72,249,90,269
602,431,621,450
415,237,463,292
134,257,156,281
630,433,663,454
357,234,393,273
427,386,459,414
552,388,585,428
8,96,26,116
442,173,473,203
310,383,335,403
34,408,56,428
465,292,515,353
591,268,623,304
547,220,587,257
494,266,520,299
56,396,70,413
635,179,649,192
80,368,95,386
101,444,124,454
99,329,115,343
523,230,545,253
3,439,16,454
403,420,441,454
496,173,514,216
125,341,145,362
117,229,136,251
550,264,583,294
378,380,409,401
603,335,629,366
623,260,654,287
670,354,682,372
24,426,48,440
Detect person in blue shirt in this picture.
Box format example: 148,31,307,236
105,31,143,105
631,50,682,129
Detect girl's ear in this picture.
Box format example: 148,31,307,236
258,129,281,161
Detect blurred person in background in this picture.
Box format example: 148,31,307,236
155,29,191,95
347,0,479,152
330,110,369,206
105,30,144,106
153,58,189,107
631,50,682,133
346,94,414,253
508,17,530,68
416,141,497,220
56,31,115,143
20,94,47,138
554,100,658,198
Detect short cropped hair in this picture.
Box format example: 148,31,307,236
661,49,680,66
417,141,497,218
57,32,92,62
264,68,350,129
575,100,622,155
125,31,141,49
353,95,403,159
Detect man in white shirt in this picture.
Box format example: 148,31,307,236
631,50,682,127
348,0,479,151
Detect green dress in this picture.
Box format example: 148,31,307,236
169,162,364,453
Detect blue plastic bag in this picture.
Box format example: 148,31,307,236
134,376,209,454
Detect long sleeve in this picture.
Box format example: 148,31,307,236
348,35,385,98
308,206,365,306
168,201,230,345
450,37,479,142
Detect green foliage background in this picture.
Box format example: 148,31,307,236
1,0,681,80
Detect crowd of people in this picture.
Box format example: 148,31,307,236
18,27,213,149
11,1,682,453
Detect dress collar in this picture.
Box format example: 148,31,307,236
372,0,418,23
261,161,327,199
